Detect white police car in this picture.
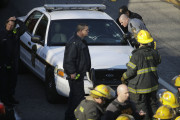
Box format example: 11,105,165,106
19,4,133,103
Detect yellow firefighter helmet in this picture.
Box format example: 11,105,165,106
90,84,115,99
160,91,179,108
116,114,135,120
153,105,175,119
137,30,153,44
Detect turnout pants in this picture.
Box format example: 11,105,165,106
65,74,85,120
129,91,158,120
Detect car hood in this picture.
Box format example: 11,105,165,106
47,46,133,69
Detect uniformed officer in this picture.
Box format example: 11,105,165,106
74,84,115,120
116,5,143,33
103,84,144,120
121,30,161,120
63,23,91,120
153,105,175,120
0,16,27,106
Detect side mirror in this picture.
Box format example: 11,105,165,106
31,35,43,45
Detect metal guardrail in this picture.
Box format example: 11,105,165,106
163,0,180,6
158,77,178,93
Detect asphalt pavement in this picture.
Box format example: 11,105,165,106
0,0,180,119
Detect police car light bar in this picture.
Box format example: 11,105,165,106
44,4,106,11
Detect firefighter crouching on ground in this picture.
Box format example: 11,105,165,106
121,30,161,120
0,16,27,106
116,114,135,120
153,105,175,120
103,84,145,120
159,90,180,116
74,84,115,120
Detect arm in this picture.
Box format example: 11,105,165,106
122,54,138,80
15,19,27,37
63,42,77,76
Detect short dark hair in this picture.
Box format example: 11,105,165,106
76,23,88,32
119,5,129,14
6,20,16,26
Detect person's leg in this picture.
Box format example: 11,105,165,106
148,91,158,118
129,92,151,120
65,75,85,120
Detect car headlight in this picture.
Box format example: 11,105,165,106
54,66,67,78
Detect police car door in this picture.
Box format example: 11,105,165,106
32,14,48,80
20,11,43,71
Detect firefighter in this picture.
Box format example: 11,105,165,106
116,5,143,33
0,16,27,106
175,116,180,120
103,84,144,120
74,84,115,120
116,114,135,120
159,90,180,116
121,30,161,120
172,75,180,101
153,105,175,120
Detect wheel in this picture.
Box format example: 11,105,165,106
45,67,67,104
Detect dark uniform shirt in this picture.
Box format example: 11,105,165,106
74,96,104,120
123,46,161,94
0,19,27,67
63,33,91,75
103,99,140,120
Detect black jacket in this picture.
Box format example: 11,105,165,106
63,33,91,75
103,99,140,120
123,46,161,94
0,19,27,66
116,11,143,33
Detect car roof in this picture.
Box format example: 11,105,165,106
34,6,113,20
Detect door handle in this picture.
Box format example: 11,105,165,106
28,42,31,46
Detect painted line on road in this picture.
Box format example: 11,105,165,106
158,77,177,93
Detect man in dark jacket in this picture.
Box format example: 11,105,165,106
121,30,161,120
103,84,144,120
63,23,91,120
0,16,27,106
116,5,143,33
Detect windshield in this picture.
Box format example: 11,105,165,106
47,19,127,46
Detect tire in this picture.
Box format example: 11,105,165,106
45,67,67,104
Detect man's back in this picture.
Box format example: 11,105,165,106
74,96,104,120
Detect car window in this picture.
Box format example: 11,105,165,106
47,19,126,46
25,11,43,34
34,15,48,45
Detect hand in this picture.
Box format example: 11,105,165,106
139,110,146,116
8,16,16,21
70,73,76,79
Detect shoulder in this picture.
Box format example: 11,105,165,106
106,99,119,112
